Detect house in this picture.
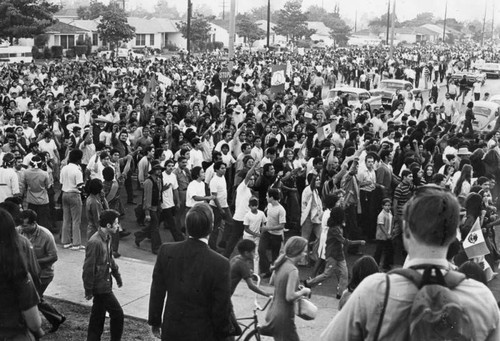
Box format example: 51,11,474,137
306,21,334,45
207,20,244,47
419,24,464,42
59,19,103,52
126,17,185,50
348,29,382,46
44,21,88,50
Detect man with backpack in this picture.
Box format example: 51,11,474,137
321,185,500,340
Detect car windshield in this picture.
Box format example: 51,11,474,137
474,106,491,117
358,92,370,101
379,82,406,91
484,64,500,70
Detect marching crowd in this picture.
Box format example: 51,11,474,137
1,39,500,340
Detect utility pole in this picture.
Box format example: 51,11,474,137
222,0,225,20
492,2,495,40
386,0,390,45
443,0,447,42
266,0,271,47
389,0,396,59
482,0,487,46
186,0,192,55
228,0,236,68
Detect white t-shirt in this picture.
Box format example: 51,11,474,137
161,172,178,209
186,180,206,208
243,210,267,239
38,139,57,159
209,175,228,208
189,149,204,169
233,182,253,221
266,203,286,236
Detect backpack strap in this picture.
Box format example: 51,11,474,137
389,266,466,289
373,274,390,341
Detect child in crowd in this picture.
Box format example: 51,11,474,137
304,206,365,299
229,239,272,297
243,197,267,272
374,198,394,271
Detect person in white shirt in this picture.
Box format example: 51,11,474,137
208,161,231,251
204,151,223,185
186,166,213,209
0,153,20,203
189,137,204,169
250,136,264,163
160,159,184,242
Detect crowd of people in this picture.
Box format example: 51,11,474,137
1,38,500,340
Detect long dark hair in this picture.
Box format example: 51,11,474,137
347,256,379,291
454,164,472,197
0,208,28,282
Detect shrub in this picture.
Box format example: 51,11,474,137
213,41,224,50
74,45,87,56
43,46,52,59
164,42,178,51
65,49,75,58
34,34,49,47
31,46,41,59
50,45,63,58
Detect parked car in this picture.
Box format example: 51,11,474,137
323,87,383,111
489,94,500,106
449,71,486,86
477,63,500,78
370,79,414,107
452,101,500,133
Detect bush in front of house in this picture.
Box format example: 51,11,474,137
65,49,75,58
74,45,87,57
31,46,42,60
213,41,224,50
43,46,52,59
51,46,63,58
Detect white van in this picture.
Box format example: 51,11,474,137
0,45,33,63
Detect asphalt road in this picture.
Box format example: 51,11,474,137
51,76,500,301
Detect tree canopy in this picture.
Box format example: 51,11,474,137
97,3,135,49
275,0,315,42
154,0,180,19
0,0,59,43
236,13,266,46
77,1,106,20
176,14,212,52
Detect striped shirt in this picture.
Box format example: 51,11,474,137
393,182,414,217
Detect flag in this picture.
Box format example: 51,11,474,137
463,218,490,259
304,109,314,123
317,121,337,142
270,64,286,94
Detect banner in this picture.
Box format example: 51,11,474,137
271,64,286,94
317,121,337,142
463,218,490,259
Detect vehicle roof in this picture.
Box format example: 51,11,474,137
473,101,500,110
328,87,369,93
490,95,500,101
380,79,411,84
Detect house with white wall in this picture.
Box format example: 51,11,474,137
59,19,103,52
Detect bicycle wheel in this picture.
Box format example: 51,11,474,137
243,329,261,341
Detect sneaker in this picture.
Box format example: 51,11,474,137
62,243,73,249
71,245,85,251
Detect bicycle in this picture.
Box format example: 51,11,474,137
236,275,273,341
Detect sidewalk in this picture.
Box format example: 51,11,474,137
46,247,339,339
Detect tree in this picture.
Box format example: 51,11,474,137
128,5,151,18
0,0,59,44
305,5,329,22
248,5,277,21
275,0,315,42
400,12,434,27
368,12,400,34
236,14,266,47
154,0,180,19
77,1,107,20
176,14,212,52
323,8,351,47
97,3,135,50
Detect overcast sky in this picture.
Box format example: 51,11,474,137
70,0,497,24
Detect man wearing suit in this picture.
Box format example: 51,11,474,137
148,202,234,341
376,149,393,199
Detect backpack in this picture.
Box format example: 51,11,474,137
374,265,475,341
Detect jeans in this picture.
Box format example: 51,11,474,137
160,207,184,242
134,210,162,253
307,257,348,296
124,171,134,203
222,219,244,258
87,292,124,341
374,239,394,270
27,203,51,231
301,216,321,263
258,231,283,275
38,277,64,327
345,204,362,253
61,192,82,246
175,190,187,231
243,234,260,274
208,206,232,251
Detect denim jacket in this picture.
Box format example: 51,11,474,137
82,230,121,296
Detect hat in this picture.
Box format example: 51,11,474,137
94,116,111,123
149,160,165,174
67,123,82,132
234,105,244,113
457,147,471,156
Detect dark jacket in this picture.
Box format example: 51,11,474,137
82,230,121,296
148,238,233,341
